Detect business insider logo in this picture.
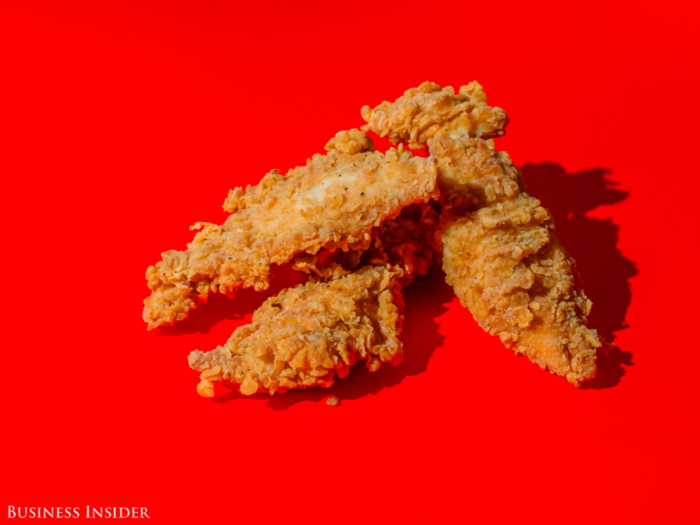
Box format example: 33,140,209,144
7,506,151,519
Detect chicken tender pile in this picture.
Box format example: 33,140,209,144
144,129,438,330
144,81,608,398
362,81,604,386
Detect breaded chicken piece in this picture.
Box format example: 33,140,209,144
362,82,603,385
188,265,405,397
434,138,602,385
292,202,441,285
143,129,438,330
361,81,508,149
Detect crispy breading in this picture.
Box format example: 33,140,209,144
361,82,603,385
435,138,601,385
361,81,508,149
292,202,441,285
188,265,405,397
143,129,438,330
364,203,440,282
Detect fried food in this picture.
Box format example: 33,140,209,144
143,129,438,330
146,79,608,397
364,203,441,282
189,204,439,398
362,82,604,385
292,202,440,285
434,138,603,385
188,265,405,397
361,81,507,149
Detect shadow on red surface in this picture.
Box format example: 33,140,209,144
521,163,636,389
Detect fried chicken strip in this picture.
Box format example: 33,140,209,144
188,265,405,397
361,81,507,149
362,82,603,385
433,138,603,385
144,129,438,330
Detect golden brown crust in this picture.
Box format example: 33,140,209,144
188,265,405,397
362,82,603,386
361,81,508,149
436,137,602,385
292,202,441,286
143,129,439,330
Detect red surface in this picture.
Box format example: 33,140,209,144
2,1,698,523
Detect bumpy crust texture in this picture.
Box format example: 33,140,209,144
188,265,405,397
362,82,603,386
292,202,441,286
435,138,601,385
361,81,508,149
143,129,439,330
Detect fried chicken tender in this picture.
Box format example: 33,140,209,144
143,129,438,330
362,82,603,386
434,138,602,385
188,265,405,397
361,81,507,149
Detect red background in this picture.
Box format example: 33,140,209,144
2,1,698,523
